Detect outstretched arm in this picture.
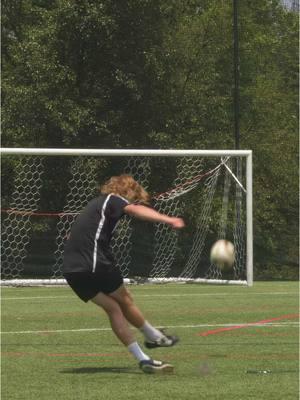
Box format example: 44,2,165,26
124,204,185,229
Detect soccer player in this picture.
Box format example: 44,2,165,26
63,174,185,374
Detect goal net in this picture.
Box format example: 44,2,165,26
1,149,253,286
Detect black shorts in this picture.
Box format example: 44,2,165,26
63,267,123,302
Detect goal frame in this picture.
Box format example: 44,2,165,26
1,148,253,286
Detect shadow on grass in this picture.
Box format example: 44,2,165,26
60,366,140,375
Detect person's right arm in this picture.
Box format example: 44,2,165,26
124,204,185,229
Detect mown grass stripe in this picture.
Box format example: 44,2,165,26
2,321,299,335
1,291,298,301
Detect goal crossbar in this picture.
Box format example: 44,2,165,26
1,148,252,157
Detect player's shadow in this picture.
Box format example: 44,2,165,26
60,366,140,375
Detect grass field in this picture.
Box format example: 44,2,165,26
1,281,299,400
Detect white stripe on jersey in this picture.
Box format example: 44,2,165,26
92,194,111,273
110,194,129,236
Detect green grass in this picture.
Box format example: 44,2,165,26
1,282,299,400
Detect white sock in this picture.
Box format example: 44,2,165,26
127,342,150,362
139,321,165,342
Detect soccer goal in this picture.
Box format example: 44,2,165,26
1,148,253,286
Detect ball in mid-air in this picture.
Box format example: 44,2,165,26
210,239,235,270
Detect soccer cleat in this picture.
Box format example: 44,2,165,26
144,329,179,349
139,359,174,374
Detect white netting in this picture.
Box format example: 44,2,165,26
1,157,44,279
151,157,207,278
1,152,249,285
233,159,246,279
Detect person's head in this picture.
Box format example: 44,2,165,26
100,174,150,205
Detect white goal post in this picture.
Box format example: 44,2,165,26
1,148,253,286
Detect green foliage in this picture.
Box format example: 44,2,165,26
237,0,298,271
2,0,298,276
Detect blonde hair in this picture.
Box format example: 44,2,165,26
100,174,150,205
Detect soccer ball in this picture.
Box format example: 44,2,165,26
210,239,235,270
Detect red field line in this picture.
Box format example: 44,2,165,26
198,313,299,337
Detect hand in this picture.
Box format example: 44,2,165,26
169,217,185,229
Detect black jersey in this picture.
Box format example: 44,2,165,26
62,194,129,273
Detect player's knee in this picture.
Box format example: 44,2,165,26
92,293,122,316
104,301,122,317
109,287,134,308
120,291,134,308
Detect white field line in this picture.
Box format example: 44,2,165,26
1,292,298,301
1,322,299,335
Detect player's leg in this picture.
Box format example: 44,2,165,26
107,284,144,327
91,291,173,373
109,284,179,348
91,291,134,346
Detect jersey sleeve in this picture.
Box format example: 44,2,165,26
107,195,130,219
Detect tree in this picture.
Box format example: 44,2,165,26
2,0,298,277
2,0,175,147
237,0,298,273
